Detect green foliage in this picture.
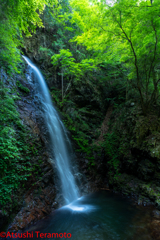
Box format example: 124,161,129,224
51,49,96,80
103,132,121,175
39,1,99,83
40,1,77,56
0,85,31,207
51,86,101,166
16,81,30,93
39,46,54,57
70,0,160,114
134,115,160,146
0,82,43,209
0,0,58,71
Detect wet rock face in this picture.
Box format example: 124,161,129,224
0,69,58,232
152,210,160,219
150,210,160,240
15,80,61,226
3,61,104,231
8,182,56,232
137,159,155,181
97,104,160,210
73,81,105,111
129,148,157,181
23,28,60,89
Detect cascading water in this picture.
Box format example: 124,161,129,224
11,57,153,240
22,56,79,204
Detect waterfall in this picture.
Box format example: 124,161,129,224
22,56,79,204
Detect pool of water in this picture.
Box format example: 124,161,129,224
9,191,152,240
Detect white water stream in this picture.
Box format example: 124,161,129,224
23,56,79,205
14,57,152,240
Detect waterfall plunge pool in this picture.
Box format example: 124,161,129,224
9,190,152,240
17,57,153,240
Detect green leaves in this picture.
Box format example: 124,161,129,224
51,49,74,67
69,0,160,113
0,0,57,71
0,85,34,208
51,49,96,80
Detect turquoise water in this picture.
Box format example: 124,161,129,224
11,191,152,240
11,57,152,240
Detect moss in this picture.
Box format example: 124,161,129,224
16,81,30,93
50,84,106,167
0,71,44,220
134,115,160,148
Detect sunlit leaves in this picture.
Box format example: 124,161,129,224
51,49,96,79
69,0,160,112
0,0,57,71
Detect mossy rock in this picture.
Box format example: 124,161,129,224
16,81,30,93
134,115,160,147
137,159,155,181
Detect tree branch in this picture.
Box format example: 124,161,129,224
148,21,158,81
112,11,145,112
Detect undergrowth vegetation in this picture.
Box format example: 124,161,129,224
0,79,43,211
103,101,160,185
1,0,160,218
51,85,103,167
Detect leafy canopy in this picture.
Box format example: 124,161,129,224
51,49,96,79
0,0,58,71
70,0,160,113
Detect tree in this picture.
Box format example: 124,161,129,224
0,0,58,71
51,49,96,99
70,0,160,114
